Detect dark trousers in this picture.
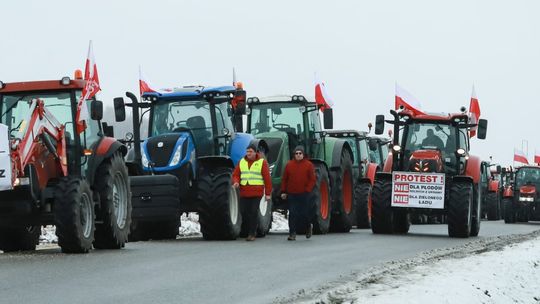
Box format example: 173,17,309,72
241,196,261,236
288,193,311,235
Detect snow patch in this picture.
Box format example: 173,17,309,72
179,213,201,237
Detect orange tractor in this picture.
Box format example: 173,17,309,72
371,107,487,237
0,75,131,253
503,165,540,223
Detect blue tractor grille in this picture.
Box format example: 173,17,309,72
146,134,182,167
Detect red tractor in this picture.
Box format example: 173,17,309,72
371,107,487,238
483,162,503,220
503,165,540,223
0,74,131,253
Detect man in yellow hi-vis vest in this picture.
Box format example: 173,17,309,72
232,143,272,241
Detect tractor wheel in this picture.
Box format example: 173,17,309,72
447,181,473,238
55,177,95,253
312,163,332,234
93,152,132,249
354,182,371,228
371,179,393,234
470,184,482,237
257,196,273,237
0,225,40,252
516,208,529,222
392,209,410,234
503,198,515,223
486,192,501,220
329,151,355,233
198,168,242,240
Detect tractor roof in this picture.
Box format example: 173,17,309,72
0,78,86,93
142,85,237,101
399,109,469,123
516,165,540,171
247,95,314,105
326,130,368,138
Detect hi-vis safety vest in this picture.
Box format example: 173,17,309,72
239,158,264,186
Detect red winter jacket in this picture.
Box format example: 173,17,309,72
281,158,316,194
232,154,272,198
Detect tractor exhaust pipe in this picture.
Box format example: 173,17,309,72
126,91,142,167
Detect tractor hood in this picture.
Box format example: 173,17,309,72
408,149,444,173
142,132,193,171
519,185,537,195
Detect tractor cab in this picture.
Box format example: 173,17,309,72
326,130,369,180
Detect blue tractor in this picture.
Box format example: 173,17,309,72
113,85,269,240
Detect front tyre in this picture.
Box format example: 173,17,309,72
371,179,393,234
448,181,473,238
329,152,355,233
354,182,371,228
312,163,331,234
486,192,501,220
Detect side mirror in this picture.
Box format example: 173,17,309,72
90,100,103,121
496,165,502,174
235,102,246,115
477,119,487,139
114,97,126,122
233,90,247,115
368,139,378,151
502,167,507,174
375,115,385,135
102,122,114,137
323,108,333,129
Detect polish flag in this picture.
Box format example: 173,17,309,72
469,86,481,137
535,149,540,165
395,84,425,115
139,66,156,95
514,148,529,165
314,74,333,111
76,41,101,134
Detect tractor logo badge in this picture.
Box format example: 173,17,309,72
157,142,164,148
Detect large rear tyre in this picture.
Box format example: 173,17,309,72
371,179,393,234
312,163,331,234
486,192,501,220
198,168,242,240
503,198,515,223
93,152,132,249
354,182,371,228
257,196,273,237
329,152,355,233
470,184,482,237
55,177,95,253
392,210,410,234
0,226,40,252
447,181,473,238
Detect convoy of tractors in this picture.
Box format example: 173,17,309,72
1,64,538,254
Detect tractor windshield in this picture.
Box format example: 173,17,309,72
515,168,540,188
0,91,99,145
249,103,304,135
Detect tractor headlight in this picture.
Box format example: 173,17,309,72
169,143,184,167
456,148,466,156
392,144,401,152
141,149,149,168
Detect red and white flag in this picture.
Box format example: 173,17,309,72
314,74,333,111
395,84,425,115
535,149,540,165
139,66,156,95
76,40,101,134
469,86,481,137
514,148,529,165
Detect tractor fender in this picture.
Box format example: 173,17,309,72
488,179,500,192
330,140,354,169
382,155,393,172
309,158,330,173
365,163,379,184
464,155,482,184
197,156,234,173
374,171,392,181
87,137,127,185
358,177,373,186
503,186,514,198
451,175,474,184
229,133,255,166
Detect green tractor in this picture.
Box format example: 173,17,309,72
246,95,354,233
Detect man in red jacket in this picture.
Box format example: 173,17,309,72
280,146,316,241
232,143,272,241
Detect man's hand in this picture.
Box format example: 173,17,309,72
280,193,287,200
233,182,239,188
265,195,271,201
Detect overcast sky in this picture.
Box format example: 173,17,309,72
2,0,539,166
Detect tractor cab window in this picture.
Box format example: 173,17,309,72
379,142,389,163
214,101,234,154
152,99,214,156
358,138,370,172
515,168,540,188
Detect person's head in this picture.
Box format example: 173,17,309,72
246,143,257,160
426,129,434,137
293,145,305,161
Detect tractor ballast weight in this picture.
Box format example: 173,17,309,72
115,85,268,240
0,76,132,253
371,107,488,238
246,95,355,234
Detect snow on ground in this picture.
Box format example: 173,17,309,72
284,231,540,304
39,211,290,244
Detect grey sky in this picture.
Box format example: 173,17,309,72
2,0,539,166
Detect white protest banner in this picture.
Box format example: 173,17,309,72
392,171,445,209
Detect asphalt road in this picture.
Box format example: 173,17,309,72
1,221,539,304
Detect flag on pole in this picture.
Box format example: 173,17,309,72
395,84,425,115
139,66,156,95
76,40,101,134
314,74,333,111
535,149,540,165
233,67,237,87
469,85,481,137
514,148,529,165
